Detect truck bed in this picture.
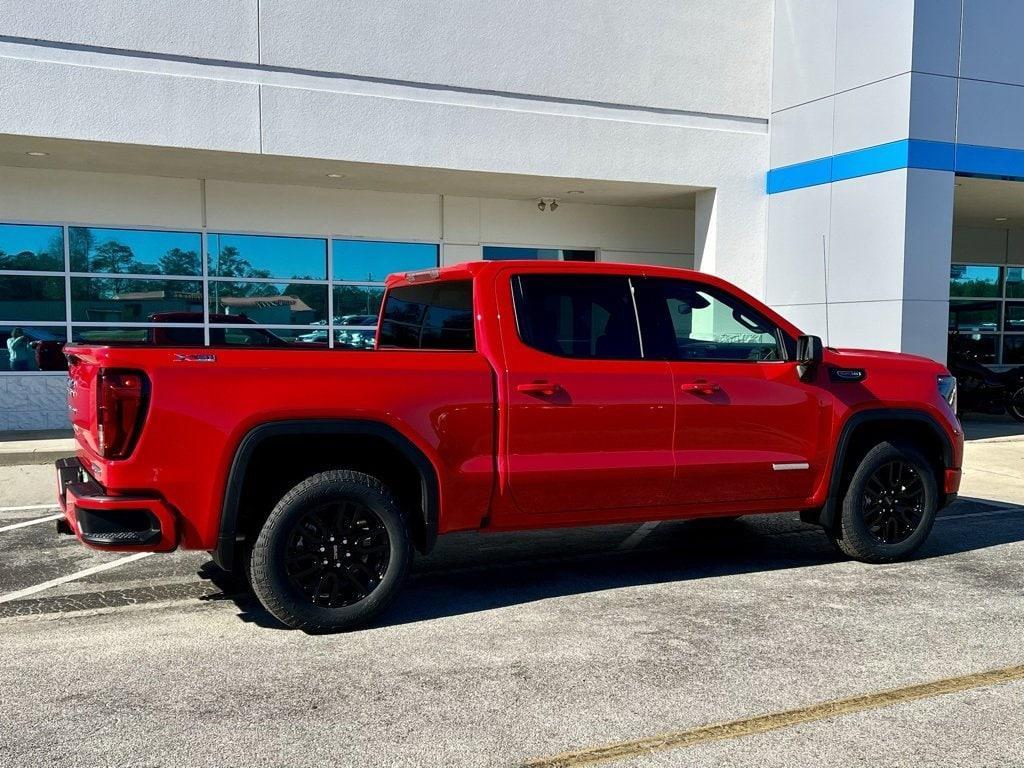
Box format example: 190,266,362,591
64,344,496,550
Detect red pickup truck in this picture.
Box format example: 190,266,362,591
57,261,963,631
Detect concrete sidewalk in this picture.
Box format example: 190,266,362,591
0,430,75,467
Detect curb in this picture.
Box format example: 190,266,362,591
0,445,76,468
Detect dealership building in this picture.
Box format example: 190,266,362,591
1,0,1023,431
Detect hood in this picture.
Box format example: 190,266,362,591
825,346,947,373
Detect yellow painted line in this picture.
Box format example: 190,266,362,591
524,664,1024,768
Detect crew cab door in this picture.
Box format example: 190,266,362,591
633,277,825,505
500,272,674,516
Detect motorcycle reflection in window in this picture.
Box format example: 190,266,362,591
948,332,1024,423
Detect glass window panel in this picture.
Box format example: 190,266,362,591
70,325,314,348
71,325,314,348
420,282,474,350
332,285,384,320
212,326,321,348
378,281,474,351
208,233,326,280
512,275,640,359
0,223,64,271
482,247,597,262
634,278,783,362
2,326,67,372
1005,302,1024,332
563,250,597,262
0,276,66,321
72,326,158,345
332,240,438,282
950,333,1000,365
949,299,1001,333
1005,335,1024,365
333,325,377,350
71,278,203,322
484,246,561,261
69,227,201,276
208,281,328,325
1007,267,1024,299
949,264,1002,297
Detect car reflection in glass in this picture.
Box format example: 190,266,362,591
327,314,378,349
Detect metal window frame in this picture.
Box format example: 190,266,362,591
0,218,443,373
329,237,440,348
950,261,1024,367
481,242,602,262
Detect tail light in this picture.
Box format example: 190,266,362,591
96,370,149,459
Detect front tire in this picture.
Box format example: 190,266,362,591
250,470,412,632
830,441,938,563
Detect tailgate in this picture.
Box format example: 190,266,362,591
65,348,102,455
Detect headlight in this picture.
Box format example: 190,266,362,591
937,375,957,411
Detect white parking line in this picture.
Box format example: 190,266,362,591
0,513,63,533
0,552,154,604
0,504,61,513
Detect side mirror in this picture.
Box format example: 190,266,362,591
796,334,823,381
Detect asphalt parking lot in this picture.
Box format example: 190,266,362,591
1,419,1023,767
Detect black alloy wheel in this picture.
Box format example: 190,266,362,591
830,440,939,563
249,470,412,632
284,500,391,608
861,461,926,545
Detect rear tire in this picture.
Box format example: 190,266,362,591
250,470,411,632
830,441,938,563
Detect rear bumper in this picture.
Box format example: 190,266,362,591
56,457,177,551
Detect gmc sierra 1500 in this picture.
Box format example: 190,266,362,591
57,261,963,631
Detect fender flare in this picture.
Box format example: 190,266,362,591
214,419,440,571
819,408,954,529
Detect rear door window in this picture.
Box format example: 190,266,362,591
378,280,475,350
512,274,641,360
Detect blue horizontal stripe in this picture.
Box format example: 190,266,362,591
955,143,1024,180
910,139,956,171
831,140,911,182
765,156,832,193
766,139,999,193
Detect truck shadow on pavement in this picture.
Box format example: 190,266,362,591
201,498,1024,632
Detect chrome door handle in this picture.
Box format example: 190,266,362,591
516,381,562,396
680,380,720,395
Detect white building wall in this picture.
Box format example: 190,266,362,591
768,0,1024,363
0,0,261,62
766,0,959,363
0,1,769,431
0,1,769,293
0,0,771,118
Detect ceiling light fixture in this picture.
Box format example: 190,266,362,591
326,173,346,178
25,151,49,157
996,217,1009,222
566,190,584,195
